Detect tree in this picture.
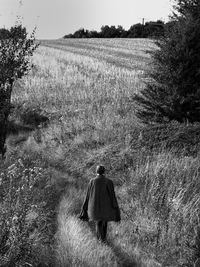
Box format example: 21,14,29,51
144,20,165,38
100,25,111,38
109,25,118,38
128,23,145,38
0,24,38,158
89,30,100,38
133,0,200,124
73,28,87,38
116,25,125,37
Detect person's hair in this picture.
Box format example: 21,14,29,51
96,165,105,175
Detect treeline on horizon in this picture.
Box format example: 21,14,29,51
63,20,174,39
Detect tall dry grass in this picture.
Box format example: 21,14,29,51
124,150,200,265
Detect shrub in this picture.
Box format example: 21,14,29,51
0,158,56,266
0,24,38,157
133,0,200,124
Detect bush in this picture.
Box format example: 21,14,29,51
0,158,56,266
0,24,38,157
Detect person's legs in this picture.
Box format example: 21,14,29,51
96,221,107,242
96,221,102,240
95,221,102,239
102,221,107,241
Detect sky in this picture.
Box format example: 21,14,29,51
0,0,173,39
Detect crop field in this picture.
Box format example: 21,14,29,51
13,38,154,149
2,38,199,266
41,38,156,71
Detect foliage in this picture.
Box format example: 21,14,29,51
0,158,57,266
0,28,11,39
133,0,200,124
63,21,165,39
0,24,38,88
0,24,38,158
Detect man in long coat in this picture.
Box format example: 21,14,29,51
79,165,121,242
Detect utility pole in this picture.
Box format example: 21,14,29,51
139,17,151,25
142,18,145,26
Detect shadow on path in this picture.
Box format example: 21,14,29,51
7,120,34,135
108,241,138,267
7,106,49,137
87,221,138,267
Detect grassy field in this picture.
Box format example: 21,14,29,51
1,38,200,266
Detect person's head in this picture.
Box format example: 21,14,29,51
96,165,105,175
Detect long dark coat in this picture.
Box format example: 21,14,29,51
79,175,121,222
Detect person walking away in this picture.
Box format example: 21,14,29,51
79,165,121,242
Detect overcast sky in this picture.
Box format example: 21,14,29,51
0,0,173,39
